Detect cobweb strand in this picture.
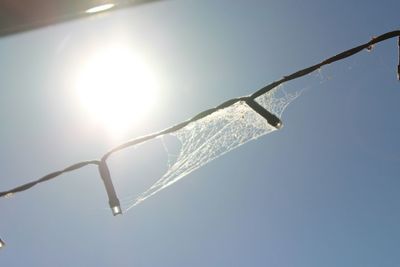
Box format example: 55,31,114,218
124,87,301,210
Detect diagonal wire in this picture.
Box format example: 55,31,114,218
0,160,100,198
1,30,399,201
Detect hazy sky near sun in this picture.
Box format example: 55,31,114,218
1,1,400,266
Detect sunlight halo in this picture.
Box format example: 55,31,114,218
74,45,159,137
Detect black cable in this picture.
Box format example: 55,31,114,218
1,30,399,212
98,160,122,216
398,36,400,80
103,30,400,160
0,160,100,198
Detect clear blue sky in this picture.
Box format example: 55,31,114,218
1,0,400,266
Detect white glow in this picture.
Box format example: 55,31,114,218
85,3,115,14
0,239,4,248
112,206,122,215
75,45,159,137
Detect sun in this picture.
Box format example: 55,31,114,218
74,45,159,137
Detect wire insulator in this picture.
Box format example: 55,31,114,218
245,98,282,129
98,161,122,216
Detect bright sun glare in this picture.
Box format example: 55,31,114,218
75,45,159,137
85,3,115,14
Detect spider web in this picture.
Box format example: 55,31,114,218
122,86,301,210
